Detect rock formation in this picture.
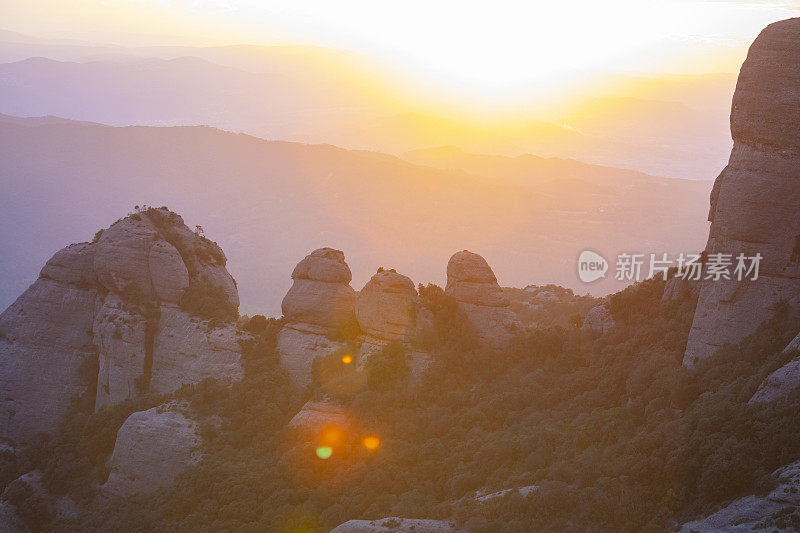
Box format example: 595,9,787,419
355,268,433,383
445,251,522,349
0,208,243,445
582,304,614,334
749,331,800,404
356,269,417,349
749,357,800,404
684,18,800,366
288,400,351,433
0,244,100,446
277,248,357,386
330,518,460,533
679,459,800,532
0,470,78,526
103,401,202,496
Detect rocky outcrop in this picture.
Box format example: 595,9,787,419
0,244,100,445
582,304,614,334
288,400,351,433
282,248,356,331
0,208,243,444
355,269,432,382
445,251,522,349
148,308,242,396
684,18,800,366
102,402,202,496
357,269,417,344
749,332,800,404
330,518,459,533
679,459,800,532
0,470,78,527
473,485,538,502
749,357,800,404
277,249,357,386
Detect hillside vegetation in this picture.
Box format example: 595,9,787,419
6,278,800,531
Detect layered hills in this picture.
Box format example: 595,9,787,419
0,117,710,315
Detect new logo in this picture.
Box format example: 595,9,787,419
578,250,608,283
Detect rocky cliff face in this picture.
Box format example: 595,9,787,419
355,269,432,383
356,269,418,356
684,18,800,366
356,270,417,343
277,248,357,386
0,208,243,445
329,518,459,532
749,331,800,404
680,459,800,532
103,401,202,496
582,304,614,334
445,251,522,349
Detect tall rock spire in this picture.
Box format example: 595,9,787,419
684,18,800,366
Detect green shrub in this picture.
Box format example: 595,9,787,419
365,341,409,391
179,279,238,324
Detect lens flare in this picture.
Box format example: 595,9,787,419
341,354,353,365
363,436,380,450
320,425,346,447
315,446,333,459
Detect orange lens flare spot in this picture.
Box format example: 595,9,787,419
319,425,346,447
363,436,380,450
315,446,333,459
341,354,353,364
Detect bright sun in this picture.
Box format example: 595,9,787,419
3,0,796,100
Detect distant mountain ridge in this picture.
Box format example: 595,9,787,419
0,29,736,179
0,114,710,315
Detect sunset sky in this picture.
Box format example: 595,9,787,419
3,1,799,95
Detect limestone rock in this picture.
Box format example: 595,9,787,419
93,217,164,302
749,356,800,404
330,518,459,533
278,249,357,385
1,470,77,524
684,18,800,366
39,243,97,287
356,270,417,342
582,305,614,334
749,332,800,404
445,251,509,307
149,308,243,397
354,269,432,381
149,240,190,304
445,251,522,349
281,248,357,331
93,294,148,409
0,247,99,444
277,324,345,386
473,485,538,502
288,400,350,433
281,280,357,331
291,248,352,284
680,459,800,532
0,208,244,444
141,208,238,307
92,211,243,408
103,402,202,496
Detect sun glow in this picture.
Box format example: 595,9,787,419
3,0,796,104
